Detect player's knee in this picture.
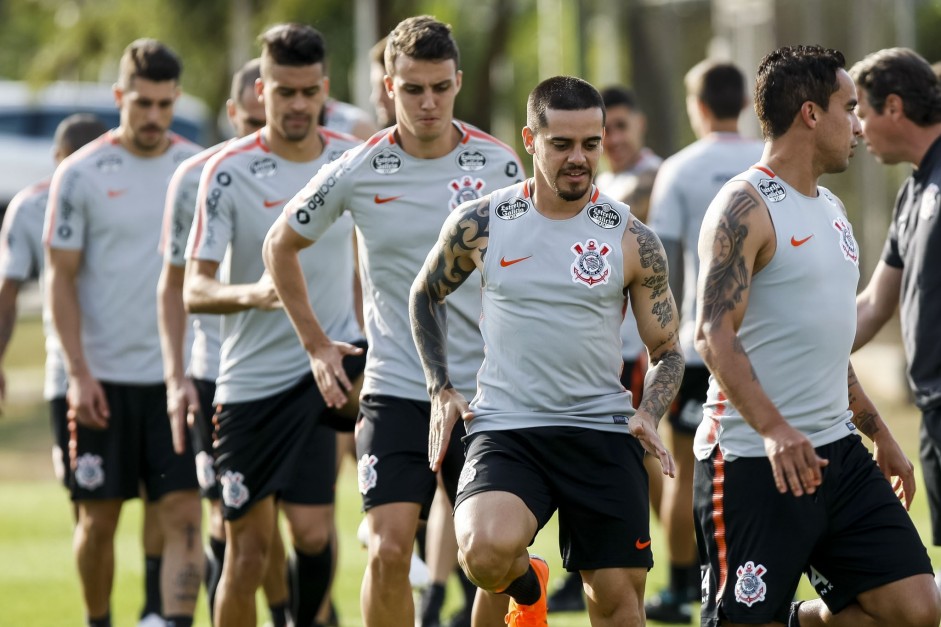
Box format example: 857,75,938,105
458,539,515,588
158,490,201,528
368,534,411,575
291,525,331,555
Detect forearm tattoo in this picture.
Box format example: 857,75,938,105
410,199,490,394
847,365,881,438
700,190,757,328
628,220,674,328
638,348,684,425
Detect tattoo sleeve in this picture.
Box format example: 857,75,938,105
699,190,757,329
409,199,490,395
847,362,881,439
637,348,685,425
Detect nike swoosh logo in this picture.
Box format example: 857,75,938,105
635,538,651,550
374,194,402,204
263,199,287,208
500,255,532,267
107,188,128,198
791,234,814,247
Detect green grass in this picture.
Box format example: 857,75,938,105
2,315,940,625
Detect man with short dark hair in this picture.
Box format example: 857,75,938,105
184,24,364,627
409,75,683,627
45,39,203,627
643,59,764,624
263,15,524,627
850,47,941,590
694,44,939,627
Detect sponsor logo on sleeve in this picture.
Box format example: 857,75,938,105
494,197,529,220
249,157,278,178
505,161,519,178
832,216,859,265
449,176,486,209
371,149,403,174
758,179,786,202
57,225,73,240
457,149,487,171
216,171,232,186
733,561,767,607
571,239,612,287
587,203,622,229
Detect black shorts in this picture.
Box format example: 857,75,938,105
49,396,70,488
695,435,933,626
919,407,941,546
317,340,368,433
355,393,465,518
666,365,710,435
191,378,219,500
455,426,652,572
619,357,647,408
69,381,199,502
214,372,338,521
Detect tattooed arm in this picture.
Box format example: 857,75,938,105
695,182,827,497
409,197,489,471
847,361,915,508
623,216,683,477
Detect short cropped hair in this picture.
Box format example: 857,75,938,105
259,23,326,77
230,58,262,104
54,113,108,155
849,47,941,127
384,16,459,76
117,39,182,89
371,37,387,67
600,86,638,112
527,76,605,132
754,45,845,140
685,60,747,120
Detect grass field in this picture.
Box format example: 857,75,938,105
1,314,939,626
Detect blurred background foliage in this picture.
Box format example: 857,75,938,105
1,0,940,277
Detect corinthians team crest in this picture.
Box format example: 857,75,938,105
832,216,859,265
449,176,486,208
571,239,611,287
220,470,250,509
734,561,768,607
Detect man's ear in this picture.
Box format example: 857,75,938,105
522,125,535,155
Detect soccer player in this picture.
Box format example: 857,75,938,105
693,44,940,627
263,15,525,627
158,58,296,627
45,39,203,627
642,59,764,624
183,24,364,627
850,47,941,590
409,75,682,627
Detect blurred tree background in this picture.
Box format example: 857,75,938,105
1,0,940,276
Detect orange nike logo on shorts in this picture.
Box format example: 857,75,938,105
635,538,651,550
374,194,402,204
791,234,814,247
500,255,532,267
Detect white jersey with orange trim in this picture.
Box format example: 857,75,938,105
0,178,67,399
323,99,373,135
469,181,634,434
693,166,859,461
44,131,201,384
284,121,525,401
187,129,362,404
648,133,764,366
596,147,662,362
161,141,230,382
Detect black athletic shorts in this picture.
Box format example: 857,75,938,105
214,372,340,521
666,365,710,435
69,381,199,502
455,426,653,572
191,377,219,500
317,340,368,433
695,434,934,626
355,393,465,518
619,357,646,408
919,407,941,545
49,396,70,488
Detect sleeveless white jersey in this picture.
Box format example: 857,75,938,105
0,179,66,399
648,133,764,366
188,129,363,404
45,131,201,384
469,181,634,434
161,142,229,381
596,148,662,361
285,121,525,401
694,167,859,461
